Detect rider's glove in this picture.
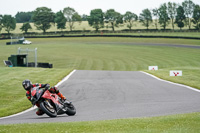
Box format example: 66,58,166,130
49,86,59,93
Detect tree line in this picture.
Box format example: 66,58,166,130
0,0,199,34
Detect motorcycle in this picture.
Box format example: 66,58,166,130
30,86,76,117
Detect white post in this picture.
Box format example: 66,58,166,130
11,36,12,45
27,48,29,67
18,47,21,54
26,48,29,54
35,48,37,67
16,47,38,67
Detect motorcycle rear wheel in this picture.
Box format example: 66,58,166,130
40,101,57,117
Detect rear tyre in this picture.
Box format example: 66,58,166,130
40,101,57,117
66,103,76,116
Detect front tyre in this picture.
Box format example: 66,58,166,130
66,103,76,116
40,100,57,117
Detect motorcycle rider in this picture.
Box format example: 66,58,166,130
22,79,67,116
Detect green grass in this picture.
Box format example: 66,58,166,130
0,37,200,117
1,112,200,133
1,37,200,69
0,67,72,117
101,32,200,38
0,37,200,132
145,67,200,89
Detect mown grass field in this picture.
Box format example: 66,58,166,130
0,37,200,132
102,32,200,38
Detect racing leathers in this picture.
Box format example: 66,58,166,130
26,83,66,115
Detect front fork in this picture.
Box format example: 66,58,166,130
45,99,54,108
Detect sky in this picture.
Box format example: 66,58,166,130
0,0,200,16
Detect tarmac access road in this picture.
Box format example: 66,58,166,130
0,70,200,124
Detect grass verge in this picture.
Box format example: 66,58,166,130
0,67,72,117
145,67,200,89
0,112,200,133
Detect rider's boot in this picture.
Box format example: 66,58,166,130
57,92,71,106
36,108,44,116
35,103,44,116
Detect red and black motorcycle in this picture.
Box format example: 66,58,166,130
31,86,76,117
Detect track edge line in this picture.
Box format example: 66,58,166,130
140,71,200,93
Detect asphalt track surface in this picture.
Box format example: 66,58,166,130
0,70,200,125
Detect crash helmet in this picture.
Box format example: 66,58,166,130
22,79,32,91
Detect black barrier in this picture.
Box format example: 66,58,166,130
24,34,200,40
28,62,53,68
26,34,200,40
2,33,200,40
38,63,53,68
2,34,197,40
28,62,35,67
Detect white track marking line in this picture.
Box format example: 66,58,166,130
0,106,38,120
55,69,76,87
0,69,76,120
140,71,200,93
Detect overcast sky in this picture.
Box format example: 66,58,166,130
0,0,200,16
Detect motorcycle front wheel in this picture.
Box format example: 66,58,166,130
66,103,76,116
40,100,57,117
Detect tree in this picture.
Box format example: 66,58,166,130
63,7,81,31
71,12,82,30
177,21,185,29
2,15,16,34
123,11,138,31
20,22,32,33
15,12,33,23
88,9,104,31
158,3,170,30
82,14,88,21
192,4,200,30
175,6,186,30
104,9,123,31
167,2,177,30
32,7,55,33
152,8,159,30
182,0,195,29
139,9,152,30
55,11,67,31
